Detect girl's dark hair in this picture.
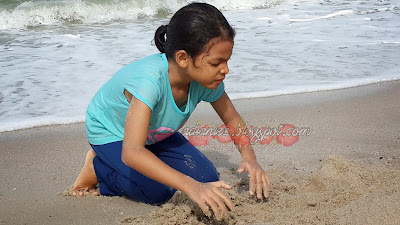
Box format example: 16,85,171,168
154,3,235,60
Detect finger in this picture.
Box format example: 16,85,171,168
262,175,270,198
205,197,222,221
212,180,232,190
263,172,271,190
237,166,245,173
249,172,256,196
198,201,211,218
215,188,234,212
256,173,263,199
211,192,229,219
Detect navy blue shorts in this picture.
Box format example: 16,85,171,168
91,132,219,204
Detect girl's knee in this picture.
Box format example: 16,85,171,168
141,186,176,205
196,166,219,183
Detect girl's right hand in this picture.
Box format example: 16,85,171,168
184,180,234,221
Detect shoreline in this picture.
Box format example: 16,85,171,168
1,79,399,134
1,80,399,224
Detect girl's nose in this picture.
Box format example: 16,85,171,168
220,63,229,75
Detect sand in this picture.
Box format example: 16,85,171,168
123,156,400,225
1,80,399,225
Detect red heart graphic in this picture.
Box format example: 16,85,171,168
276,124,299,147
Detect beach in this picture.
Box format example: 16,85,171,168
1,0,399,223
1,80,399,225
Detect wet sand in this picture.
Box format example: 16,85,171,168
1,80,399,225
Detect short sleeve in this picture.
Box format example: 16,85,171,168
202,82,225,102
125,76,160,110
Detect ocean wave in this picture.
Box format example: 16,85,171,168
1,78,399,133
0,116,85,133
228,77,400,100
0,0,287,29
288,6,396,22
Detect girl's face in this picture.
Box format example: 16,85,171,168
187,39,234,89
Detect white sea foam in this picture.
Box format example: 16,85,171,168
382,41,400,44
288,6,396,22
0,0,289,30
289,9,354,22
228,76,400,100
0,116,85,132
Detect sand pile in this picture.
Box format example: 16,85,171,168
121,156,400,225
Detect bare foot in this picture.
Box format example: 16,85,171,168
70,149,100,197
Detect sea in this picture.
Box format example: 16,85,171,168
0,0,399,132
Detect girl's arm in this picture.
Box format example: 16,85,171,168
121,96,233,220
211,92,271,199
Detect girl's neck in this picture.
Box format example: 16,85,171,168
167,59,191,108
167,59,191,90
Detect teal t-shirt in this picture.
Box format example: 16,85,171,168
86,53,224,145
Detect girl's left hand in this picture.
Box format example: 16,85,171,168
237,159,270,199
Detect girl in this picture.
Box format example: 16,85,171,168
70,2,270,221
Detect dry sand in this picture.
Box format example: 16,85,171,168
1,81,399,225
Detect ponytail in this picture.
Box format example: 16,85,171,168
154,25,168,53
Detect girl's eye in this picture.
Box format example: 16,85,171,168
211,63,220,67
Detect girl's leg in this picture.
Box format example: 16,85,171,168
70,149,100,196
92,132,219,204
147,132,220,183
92,154,176,204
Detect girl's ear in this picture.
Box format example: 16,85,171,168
175,50,190,68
